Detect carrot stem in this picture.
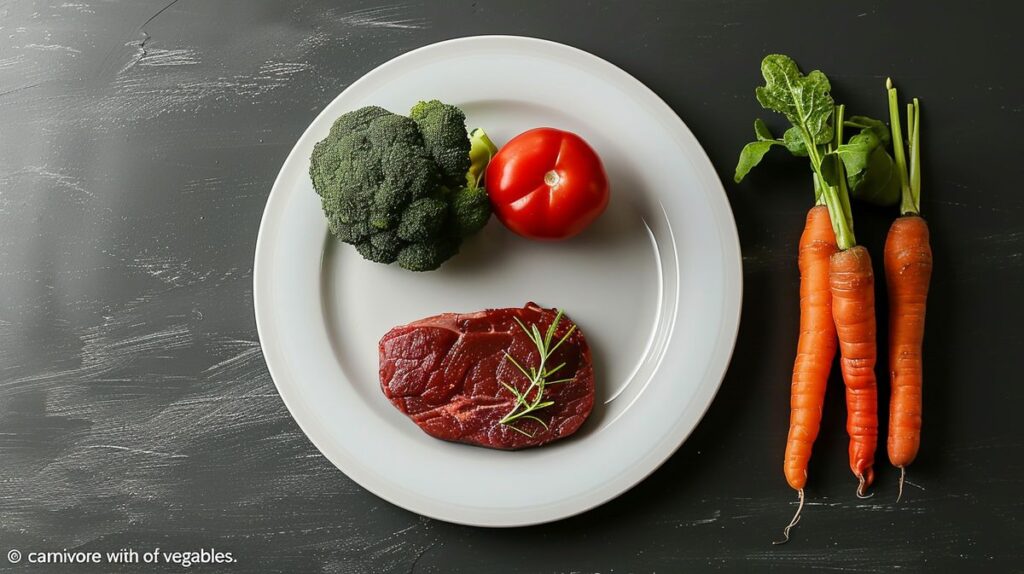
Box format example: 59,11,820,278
833,105,854,238
909,98,921,212
796,108,855,248
820,178,856,250
888,78,918,215
812,104,856,250
813,173,827,206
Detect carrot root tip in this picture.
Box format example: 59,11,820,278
855,474,874,499
896,467,906,503
773,489,805,545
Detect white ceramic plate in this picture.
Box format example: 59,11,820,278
254,36,741,527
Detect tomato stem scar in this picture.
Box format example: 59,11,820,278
543,170,561,187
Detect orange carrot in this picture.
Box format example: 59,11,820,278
829,245,879,495
784,205,838,493
884,81,929,500
810,103,881,498
775,206,839,541
885,216,931,477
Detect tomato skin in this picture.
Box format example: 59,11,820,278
486,128,610,240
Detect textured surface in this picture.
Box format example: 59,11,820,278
0,0,1021,572
379,304,594,449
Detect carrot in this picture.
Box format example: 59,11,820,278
773,206,839,542
885,217,931,476
783,205,838,493
884,81,930,501
830,245,879,495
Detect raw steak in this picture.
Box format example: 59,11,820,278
379,303,595,449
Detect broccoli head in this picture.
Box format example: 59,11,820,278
309,101,495,271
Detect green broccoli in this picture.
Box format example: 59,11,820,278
397,237,460,272
309,101,495,272
409,100,472,187
447,186,490,238
398,197,448,242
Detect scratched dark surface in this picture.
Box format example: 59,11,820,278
1,0,1021,572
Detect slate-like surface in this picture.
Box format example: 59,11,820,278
1,1,1021,572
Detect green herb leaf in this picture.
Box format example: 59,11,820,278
846,143,901,206
754,118,775,141
737,55,857,250
499,310,577,434
845,115,891,147
835,133,879,181
735,140,783,183
506,425,534,437
783,126,809,157
832,125,900,206
755,54,835,146
522,415,550,430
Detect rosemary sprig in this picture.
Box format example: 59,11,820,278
499,309,577,437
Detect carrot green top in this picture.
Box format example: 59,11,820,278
734,54,858,250
735,56,925,247
886,78,922,215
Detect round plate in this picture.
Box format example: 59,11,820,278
254,36,741,527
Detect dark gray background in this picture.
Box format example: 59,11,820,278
1,0,1021,572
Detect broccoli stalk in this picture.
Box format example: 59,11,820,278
309,101,496,271
466,127,497,188
448,127,498,238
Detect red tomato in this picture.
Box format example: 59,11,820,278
485,128,610,240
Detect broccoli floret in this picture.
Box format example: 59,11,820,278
328,105,392,138
397,238,459,272
355,229,403,264
371,142,437,229
447,186,491,238
310,103,495,272
409,100,471,186
398,197,448,242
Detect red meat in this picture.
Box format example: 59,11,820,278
378,303,594,449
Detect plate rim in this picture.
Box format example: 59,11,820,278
253,34,743,527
